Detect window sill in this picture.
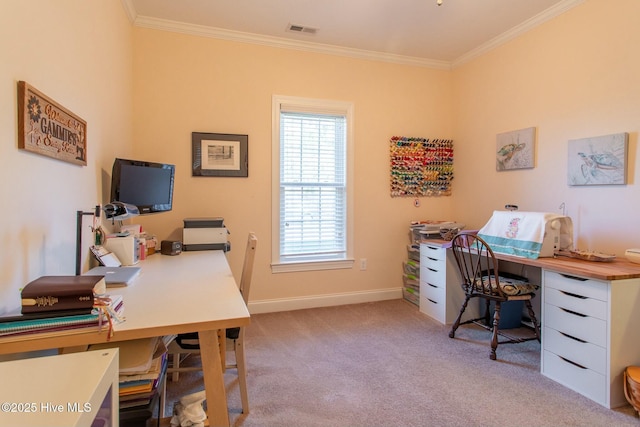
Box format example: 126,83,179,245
271,259,355,273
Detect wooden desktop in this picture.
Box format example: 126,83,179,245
422,238,640,409
0,250,250,427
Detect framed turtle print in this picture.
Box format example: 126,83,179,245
567,132,628,186
496,127,535,171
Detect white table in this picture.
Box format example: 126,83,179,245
0,251,250,427
0,348,119,426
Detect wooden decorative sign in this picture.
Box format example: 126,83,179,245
17,81,87,166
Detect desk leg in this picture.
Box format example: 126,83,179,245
218,329,226,372
199,329,230,427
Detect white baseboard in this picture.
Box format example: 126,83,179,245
247,287,403,314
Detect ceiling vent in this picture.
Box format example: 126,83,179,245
287,24,318,35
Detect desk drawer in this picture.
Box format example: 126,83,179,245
421,280,445,302
420,293,445,322
421,264,446,286
545,287,607,321
420,244,446,262
544,271,608,301
544,304,606,347
543,350,606,405
543,326,606,374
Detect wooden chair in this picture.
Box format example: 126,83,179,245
448,231,541,360
165,232,257,414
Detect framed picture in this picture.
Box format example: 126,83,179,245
568,132,628,186
496,127,536,171
17,81,87,166
192,132,248,177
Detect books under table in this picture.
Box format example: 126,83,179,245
118,354,168,410
90,336,169,410
0,295,124,341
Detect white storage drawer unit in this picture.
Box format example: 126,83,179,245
541,270,640,408
419,242,478,324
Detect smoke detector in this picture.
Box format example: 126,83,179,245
286,24,318,35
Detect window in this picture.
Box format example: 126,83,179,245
272,95,354,272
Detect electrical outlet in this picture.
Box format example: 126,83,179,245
360,258,367,270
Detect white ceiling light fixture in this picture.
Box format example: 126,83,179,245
437,0,443,5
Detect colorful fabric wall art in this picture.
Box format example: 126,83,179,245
390,136,453,197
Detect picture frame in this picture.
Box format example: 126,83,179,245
389,136,454,197
496,127,536,171
567,132,628,186
17,81,87,166
192,132,248,177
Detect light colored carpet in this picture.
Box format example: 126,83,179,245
164,299,638,426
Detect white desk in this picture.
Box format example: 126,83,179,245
0,251,250,427
0,348,119,426
421,238,640,408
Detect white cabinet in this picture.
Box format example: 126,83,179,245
0,348,119,426
419,242,478,324
541,270,640,408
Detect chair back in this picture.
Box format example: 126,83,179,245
450,231,505,299
239,232,258,304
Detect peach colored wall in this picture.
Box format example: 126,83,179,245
452,0,640,256
131,29,453,304
2,0,637,316
0,1,133,315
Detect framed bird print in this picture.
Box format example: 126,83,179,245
567,132,628,186
496,127,535,171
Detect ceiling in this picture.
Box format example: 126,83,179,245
125,0,582,68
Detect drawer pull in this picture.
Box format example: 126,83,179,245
427,298,438,305
559,273,588,282
559,290,588,299
427,257,438,262
428,267,438,272
559,355,587,370
427,283,438,288
560,307,587,317
559,331,587,343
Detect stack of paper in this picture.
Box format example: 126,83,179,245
90,336,168,409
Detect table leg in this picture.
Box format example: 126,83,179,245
198,329,230,427
218,329,226,372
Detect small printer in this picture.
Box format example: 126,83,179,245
182,217,230,251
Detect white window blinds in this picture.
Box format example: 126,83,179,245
279,111,347,262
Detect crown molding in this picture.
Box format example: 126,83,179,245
452,0,585,68
121,0,137,24
133,15,451,70
127,0,584,71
